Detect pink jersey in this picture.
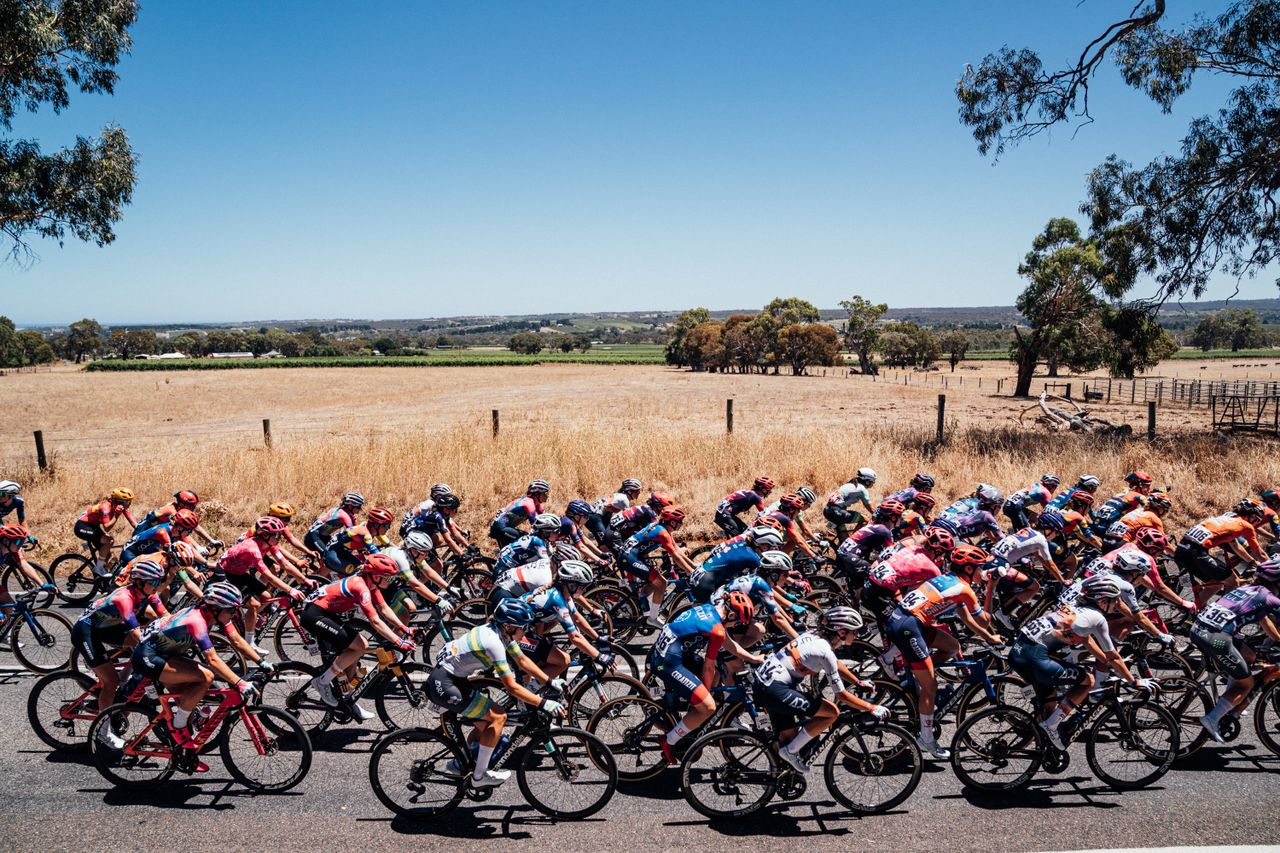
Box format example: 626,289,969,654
868,548,942,592
305,574,385,621
218,537,280,577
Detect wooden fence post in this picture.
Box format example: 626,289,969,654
936,394,946,444
492,409,499,437
1148,401,1157,441
726,399,734,434
262,418,272,449
1130,382,1136,404
33,430,47,471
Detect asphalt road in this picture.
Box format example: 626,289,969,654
4,641,1280,853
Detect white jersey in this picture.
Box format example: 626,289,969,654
1021,605,1115,654
593,492,630,516
991,529,1052,565
436,624,523,679
755,632,846,693
827,483,871,511
495,558,553,596
1058,571,1140,612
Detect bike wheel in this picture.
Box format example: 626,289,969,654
583,586,642,646
586,695,675,782
1085,700,1179,790
272,613,322,665
87,702,175,787
219,704,312,792
27,669,98,749
50,553,99,605
3,563,55,608
12,608,74,673
835,640,884,681
453,597,491,628
1158,676,1212,759
368,726,467,818
517,726,617,819
262,662,334,735
864,680,919,731
949,706,1042,792
568,673,648,728
208,633,247,676
824,721,922,815
460,567,496,600
375,662,435,730
680,728,777,819
954,673,1036,724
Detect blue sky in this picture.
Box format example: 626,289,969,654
5,1,1271,325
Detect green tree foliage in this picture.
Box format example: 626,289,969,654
722,314,768,373
0,316,23,366
17,329,54,363
574,334,592,353
508,331,545,355
958,2,1280,299
938,329,970,371
839,296,888,375
171,332,203,356
65,317,103,362
777,323,840,375
682,321,724,371
665,307,711,366
1,0,139,260
108,328,157,359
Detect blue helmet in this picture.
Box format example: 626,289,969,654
566,499,593,517
493,598,535,628
1037,511,1066,532
927,518,959,537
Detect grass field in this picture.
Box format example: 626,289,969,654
5,359,1280,560
963,347,1280,361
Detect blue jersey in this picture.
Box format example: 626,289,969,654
697,540,761,584
954,509,1001,540
497,534,549,571
941,497,981,521
624,521,678,558
711,573,778,615
521,585,579,634
0,496,25,524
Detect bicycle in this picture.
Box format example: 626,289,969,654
87,670,312,792
367,690,617,820
48,541,119,605
2,538,56,608
27,656,131,749
1,585,74,673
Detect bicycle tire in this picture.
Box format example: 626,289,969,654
1253,680,1280,757
271,612,323,665
3,563,55,608
516,726,618,820
87,701,175,787
586,695,675,782
583,586,643,646
680,728,777,819
948,705,1042,792
834,639,884,681
1158,676,1212,759
864,679,919,731
824,720,922,815
374,661,435,730
219,704,312,792
953,673,1035,725
262,661,335,735
27,669,97,749
12,608,74,673
1085,700,1178,790
567,672,649,728
50,553,99,605
367,726,467,818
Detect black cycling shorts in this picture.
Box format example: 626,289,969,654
1009,638,1086,706
1190,625,1250,680
74,520,105,549
425,667,493,720
300,603,367,658
225,571,268,599
1174,542,1230,584
72,620,128,669
753,678,818,733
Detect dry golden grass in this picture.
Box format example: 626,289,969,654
6,362,1280,560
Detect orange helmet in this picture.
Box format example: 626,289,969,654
172,509,200,531
648,491,674,510
950,544,989,569
659,505,686,525
1070,490,1095,507
753,476,775,493
174,489,200,507
362,553,400,579
779,493,805,512
723,590,755,625
367,507,394,527
875,499,906,520
0,524,27,542
913,493,936,511
754,515,784,531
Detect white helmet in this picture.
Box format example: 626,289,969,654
1112,550,1150,575
403,531,435,553
0,481,19,496
429,483,453,500
532,513,562,535
759,550,793,573
556,560,594,586
855,468,877,486
1077,475,1101,490
977,484,1003,506
750,526,785,550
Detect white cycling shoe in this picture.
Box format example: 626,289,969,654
470,769,511,788
916,736,950,760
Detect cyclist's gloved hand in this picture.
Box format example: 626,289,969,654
436,594,456,613
256,659,276,674
396,636,417,654
549,677,568,694
235,680,258,697
1135,678,1159,693
870,704,890,720
210,540,224,550
596,653,616,672
1157,632,1174,647
288,588,306,602
540,698,567,718
789,603,807,617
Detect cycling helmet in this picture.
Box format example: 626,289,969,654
341,492,366,509
436,493,461,510
361,553,400,579
753,476,776,493
202,581,243,610
927,518,960,537
1040,474,1061,489
723,590,755,625
1036,511,1066,532
620,478,642,493
1076,475,1101,491
267,502,295,520
1134,527,1167,555
172,509,200,530
1147,493,1172,512
403,531,435,553
923,527,956,552
1081,574,1123,600
875,499,906,519
168,541,198,566
429,483,453,500
1124,471,1153,487
648,491,674,509
367,507,395,528
779,493,806,512
950,544,990,569
913,493,937,511
1255,558,1280,585
0,524,26,542
493,598,535,628
554,543,582,562
527,479,551,496
556,560,594,586
110,487,134,503
1235,498,1265,520
1069,490,1095,508
532,513,562,535
976,484,1004,507
566,499,593,517
820,606,863,633
130,560,166,585
174,490,199,506
759,550,793,573
855,468,877,486
1113,550,1150,575
1262,489,1280,510
254,516,287,537
911,473,936,491
659,505,686,525
796,487,817,507
750,526,786,550
754,515,785,531
0,481,19,496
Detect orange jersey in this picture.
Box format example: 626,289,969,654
115,551,172,587
896,573,982,626
1117,509,1164,541
1059,510,1089,536
1182,515,1258,551
79,500,134,527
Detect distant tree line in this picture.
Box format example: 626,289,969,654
665,298,842,376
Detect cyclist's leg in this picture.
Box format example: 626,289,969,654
157,655,214,719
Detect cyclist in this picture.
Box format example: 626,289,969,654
1050,494,1104,575
305,492,366,554
73,560,169,747
427,599,566,788
405,492,470,575
399,483,453,534
135,490,220,548
688,524,786,603
941,484,1004,524
984,512,1067,627
0,481,24,524
1046,474,1102,511
1102,527,1192,612
557,511,610,566
1104,491,1171,549
710,553,803,646
119,508,203,567
649,591,764,764
886,542,1004,758
1090,471,1154,537
950,501,1003,547
1174,500,1268,608
620,505,697,628
887,472,935,506
1056,550,1170,646
833,502,899,595
596,478,643,526
217,516,307,655
254,502,319,570
1003,474,1060,531
714,477,775,538
757,607,891,774
494,513,563,573
75,488,138,576
823,469,877,539
490,479,550,547
300,553,416,719
517,559,614,681
610,491,671,541
117,541,205,604
1009,574,1154,751
129,582,269,760
566,499,619,558
1191,559,1280,743
894,494,935,540
381,531,456,620
862,525,956,639
322,507,394,576
759,493,820,560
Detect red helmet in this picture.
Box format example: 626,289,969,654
723,590,755,625
367,507,394,527
950,544,989,568
779,493,805,512
648,491,674,509
254,516,287,538
923,527,956,553
362,553,400,579
875,499,906,519
1070,490,1095,507
753,476,775,493
0,524,27,542
1134,527,1167,555
1261,489,1280,510
913,493,936,510
1124,471,1153,487
174,489,199,507
172,509,200,531
659,505,686,525
754,515,784,531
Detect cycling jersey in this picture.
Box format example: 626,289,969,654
135,502,181,534
718,489,765,516
755,631,846,692
896,573,983,625
838,523,894,559
495,558,553,597
826,483,871,511
1047,487,1089,511
941,497,981,521
437,624,524,679
558,516,585,546
651,604,725,662
1057,573,1140,612
326,524,382,555
610,504,656,538
78,585,164,631
0,496,25,524
137,605,221,658
122,522,185,557
867,548,941,592
492,495,542,527
952,509,1001,541
308,506,355,541
1100,543,1161,586
401,501,449,538
695,539,760,585
1092,491,1146,531
304,574,386,621
1108,509,1165,541
78,499,131,527
991,528,1052,565
710,573,779,615
623,521,680,558
1195,585,1280,635
496,534,549,571
1180,515,1259,551
218,537,280,576
521,586,579,634
1005,483,1052,509
894,510,928,540
1020,604,1114,653
886,487,920,505
115,551,182,587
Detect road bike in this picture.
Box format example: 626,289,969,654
1,585,74,673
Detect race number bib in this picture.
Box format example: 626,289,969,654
1198,604,1235,631
1184,525,1212,546
897,589,928,612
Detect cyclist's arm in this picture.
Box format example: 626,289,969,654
405,575,443,605
570,608,600,642
769,608,800,640
1226,538,1262,568
15,554,43,585
411,557,449,590
215,620,266,669
284,528,311,554
499,671,548,708
834,687,880,714
958,606,1002,645
371,601,410,638
720,632,764,667
257,563,296,595
1261,615,1280,643
512,650,554,687
1084,634,1137,685
438,527,467,557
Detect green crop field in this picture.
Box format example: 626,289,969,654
84,344,666,371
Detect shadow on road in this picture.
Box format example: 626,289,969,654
1173,742,1280,774
357,803,608,838
663,800,904,838
934,776,1127,810
80,780,304,811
